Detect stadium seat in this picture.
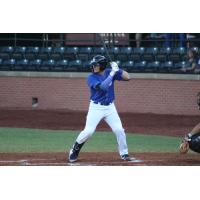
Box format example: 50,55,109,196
14,59,29,70
146,61,160,72
174,61,186,70
159,47,172,54
0,46,14,60
117,47,133,61
142,47,158,62
190,47,199,54
78,47,93,61
51,47,65,61
82,60,91,72
0,58,3,69
121,60,134,67
40,59,55,71
156,47,172,62
25,47,40,60
29,59,42,71
68,59,82,71
160,61,174,72
131,47,145,62
130,54,141,62
37,47,52,60
54,59,68,71
168,54,181,63
133,47,145,55
173,47,186,55
0,52,9,60
12,47,26,60
171,47,186,62
134,61,147,71
121,61,134,72
0,46,14,53
64,47,79,60
2,59,16,70
146,47,159,55
108,47,119,60
0,59,10,71
92,47,106,56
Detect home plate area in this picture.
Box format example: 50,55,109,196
1,152,200,166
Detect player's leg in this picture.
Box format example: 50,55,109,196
104,104,130,160
69,104,103,162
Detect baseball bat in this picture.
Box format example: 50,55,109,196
97,33,112,62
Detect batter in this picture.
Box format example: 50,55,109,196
68,55,131,162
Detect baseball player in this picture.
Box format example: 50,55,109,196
68,55,132,162
179,92,200,154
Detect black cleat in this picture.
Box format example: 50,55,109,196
121,154,132,161
68,148,78,163
68,142,84,163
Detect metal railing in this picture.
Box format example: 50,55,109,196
0,33,199,48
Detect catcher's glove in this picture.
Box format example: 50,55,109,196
179,140,190,154
179,133,192,154
179,133,200,154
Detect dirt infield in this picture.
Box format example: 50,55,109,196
0,152,200,166
0,109,200,166
0,109,199,137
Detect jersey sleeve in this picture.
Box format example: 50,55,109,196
87,75,100,89
114,69,123,81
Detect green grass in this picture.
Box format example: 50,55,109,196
0,127,181,153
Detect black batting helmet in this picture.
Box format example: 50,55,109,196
90,55,108,71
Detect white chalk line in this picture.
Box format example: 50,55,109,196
0,157,145,166
128,157,144,163
0,158,56,163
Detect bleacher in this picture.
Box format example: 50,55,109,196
0,46,199,73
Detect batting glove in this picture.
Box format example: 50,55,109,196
110,62,119,72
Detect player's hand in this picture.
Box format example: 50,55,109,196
184,133,192,142
179,140,189,154
110,62,119,72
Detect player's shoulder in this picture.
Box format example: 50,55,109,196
105,68,111,73
87,73,96,81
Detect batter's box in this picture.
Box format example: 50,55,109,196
128,157,144,163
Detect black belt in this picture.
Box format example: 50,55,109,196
92,101,112,106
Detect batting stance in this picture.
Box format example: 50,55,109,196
179,92,200,154
68,55,131,162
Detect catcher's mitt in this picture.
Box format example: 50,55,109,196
179,133,200,154
179,140,189,154
179,133,192,154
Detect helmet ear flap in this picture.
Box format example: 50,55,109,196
90,55,108,71
99,61,107,71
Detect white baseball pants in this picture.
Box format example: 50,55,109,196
76,101,129,156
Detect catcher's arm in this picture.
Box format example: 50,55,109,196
190,122,200,135
179,122,200,154
179,133,192,154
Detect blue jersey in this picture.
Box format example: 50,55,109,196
87,68,123,104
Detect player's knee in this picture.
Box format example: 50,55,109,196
112,127,125,134
83,127,95,137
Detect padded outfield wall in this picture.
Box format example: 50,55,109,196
0,72,200,115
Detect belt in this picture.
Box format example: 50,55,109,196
92,101,112,106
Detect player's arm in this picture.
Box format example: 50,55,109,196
110,62,130,81
88,72,115,92
121,70,130,81
188,122,200,136
179,122,200,154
